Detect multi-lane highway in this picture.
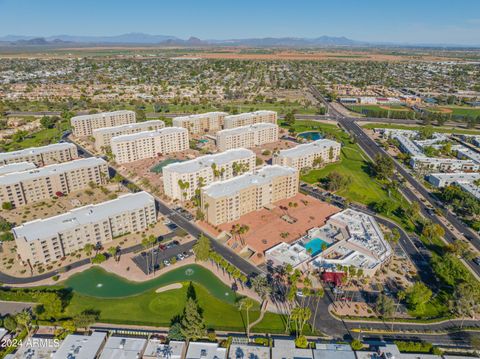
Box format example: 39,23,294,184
304,83,480,276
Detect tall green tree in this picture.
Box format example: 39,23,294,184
193,234,211,261
405,282,432,314
181,298,206,341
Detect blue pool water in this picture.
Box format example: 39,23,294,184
304,238,329,256
298,131,323,141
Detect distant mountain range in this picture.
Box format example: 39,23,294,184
0,33,363,47
0,33,477,48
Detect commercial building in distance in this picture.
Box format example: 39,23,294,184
111,127,189,164
0,162,36,176
71,110,136,137
410,156,480,172
427,172,480,188
172,112,228,134
216,123,278,151
13,191,156,264
224,111,277,129
0,157,109,208
273,139,341,170
0,143,78,167
201,165,298,225
163,148,256,201
93,119,165,150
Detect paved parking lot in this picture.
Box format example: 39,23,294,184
132,240,195,275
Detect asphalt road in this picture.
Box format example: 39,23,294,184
338,118,480,277
304,82,480,277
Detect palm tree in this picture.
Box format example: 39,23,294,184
107,247,117,261
83,243,94,262
238,297,254,338
16,310,33,337
311,288,325,333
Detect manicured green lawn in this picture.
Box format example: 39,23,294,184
2,121,71,151
301,145,387,205
286,120,410,223
60,265,285,332
361,123,480,135
63,282,284,332
427,106,480,117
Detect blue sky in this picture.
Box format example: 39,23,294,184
1,0,480,45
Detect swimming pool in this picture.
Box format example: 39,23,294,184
304,238,329,256
297,131,323,141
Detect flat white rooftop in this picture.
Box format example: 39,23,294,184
0,157,106,186
13,191,155,242
0,142,76,162
202,165,296,199
143,340,185,359
111,127,186,143
0,162,36,176
163,148,254,174
186,342,227,359
457,147,480,164
217,122,277,136
71,110,135,121
228,344,270,359
93,120,165,135
459,182,480,200
225,110,276,120
330,209,391,261
53,332,106,359
99,336,147,359
174,112,227,120
412,156,476,165
265,242,310,267
428,172,480,183
393,134,424,157
277,139,340,159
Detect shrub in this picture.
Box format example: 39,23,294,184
2,202,13,210
91,253,107,264
351,339,363,351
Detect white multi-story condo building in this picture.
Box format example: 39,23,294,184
0,157,109,208
216,123,279,151
310,209,392,277
111,127,189,164
410,156,480,172
224,111,277,129
201,165,298,225
273,139,341,170
427,172,480,188
0,162,36,176
71,110,136,137
0,143,78,167
163,148,256,201
13,191,156,264
172,112,228,134
93,120,165,150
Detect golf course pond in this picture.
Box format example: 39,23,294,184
64,264,238,304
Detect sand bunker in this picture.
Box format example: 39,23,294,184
155,283,183,293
